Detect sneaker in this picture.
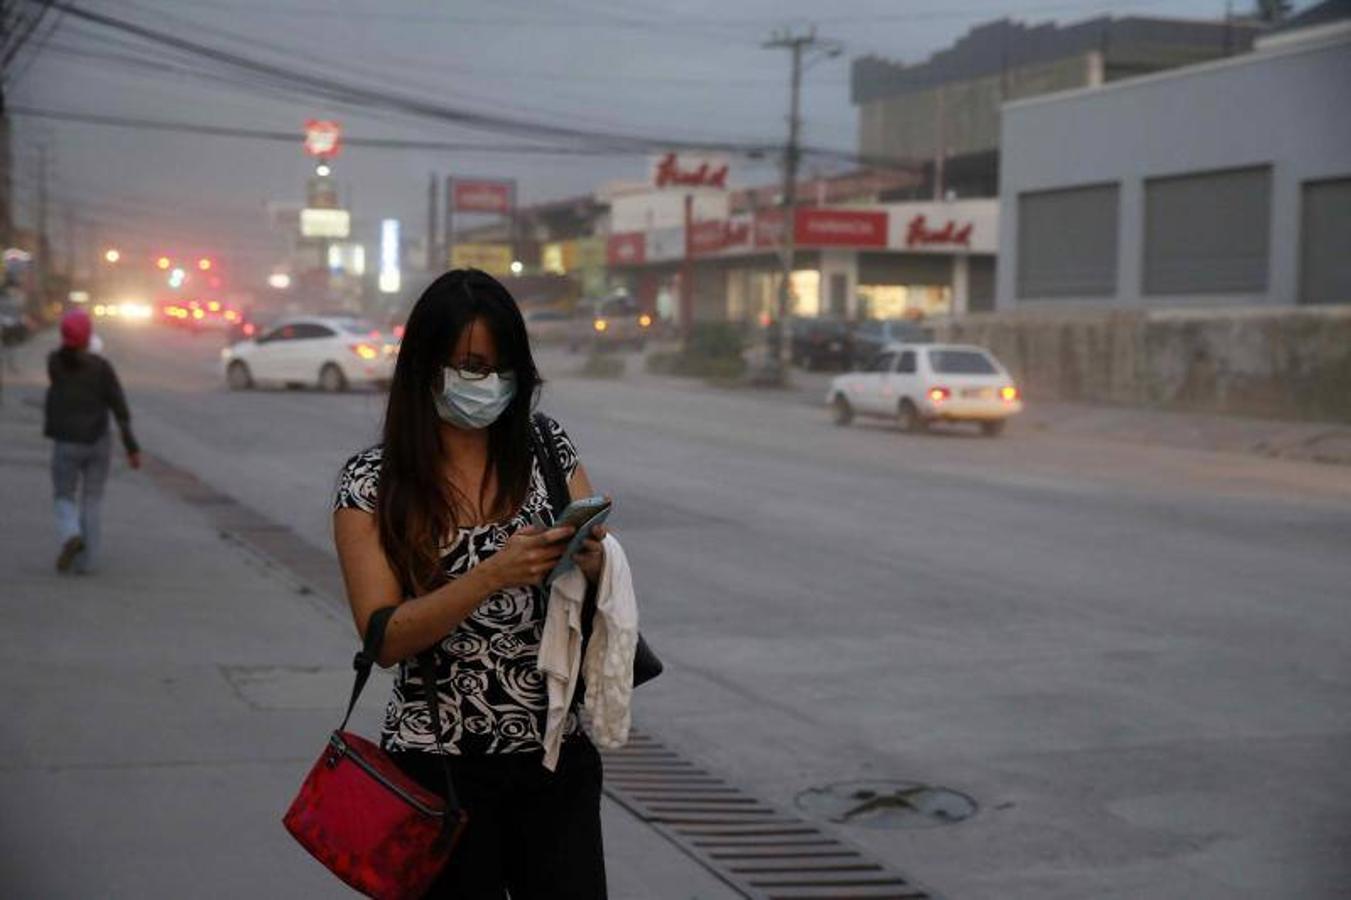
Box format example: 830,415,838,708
56,536,85,573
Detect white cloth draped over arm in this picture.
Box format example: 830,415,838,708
537,534,638,770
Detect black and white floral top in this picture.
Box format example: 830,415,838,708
334,416,581,756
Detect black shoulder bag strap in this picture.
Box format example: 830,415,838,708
339,606,462,824
530,413,662,687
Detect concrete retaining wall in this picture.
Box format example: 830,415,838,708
935,306,1351,422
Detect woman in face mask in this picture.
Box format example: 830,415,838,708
332,269,609,898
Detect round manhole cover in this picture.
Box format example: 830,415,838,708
795,780,977,829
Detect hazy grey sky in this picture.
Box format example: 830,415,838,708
14,0,1266,276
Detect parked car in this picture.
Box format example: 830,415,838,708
523,308,572,344
849,318,933,368
789,317,852,370
221,316,396,392
568,294,652,352
826,342,1023,437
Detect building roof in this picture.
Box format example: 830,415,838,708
852,15,1262,104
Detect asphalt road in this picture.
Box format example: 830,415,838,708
75,321,1351,899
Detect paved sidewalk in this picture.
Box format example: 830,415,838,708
0,380,736,899
543,345,1351,465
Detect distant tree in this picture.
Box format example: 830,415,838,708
1252,0,1294,22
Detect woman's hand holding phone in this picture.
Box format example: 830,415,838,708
574,521,608,584
482,524,575,590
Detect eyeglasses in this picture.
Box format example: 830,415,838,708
448,360,511,381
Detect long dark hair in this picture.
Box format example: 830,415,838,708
376,268,542,594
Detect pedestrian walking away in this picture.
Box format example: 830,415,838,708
332,268,614,899
43,309,142,574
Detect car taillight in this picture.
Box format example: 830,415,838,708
243,323,256,336
1000,386,1020,402
928,386,951,403
393,324,405,339
350,343,379,360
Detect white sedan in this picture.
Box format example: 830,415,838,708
827,342,1023,436
221,316,397,392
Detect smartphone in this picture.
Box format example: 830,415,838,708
542,496,613,585
554,496,611,533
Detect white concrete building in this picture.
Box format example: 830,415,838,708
996,22,1351,309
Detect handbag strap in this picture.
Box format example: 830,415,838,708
531,413,600,640
339,605,462,818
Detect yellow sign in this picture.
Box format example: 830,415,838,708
450,243,512,276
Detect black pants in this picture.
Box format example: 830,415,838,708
391,737,607,900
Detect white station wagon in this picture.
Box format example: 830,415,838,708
221,316,396,392
827,342,1023,436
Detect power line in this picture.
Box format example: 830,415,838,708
30,0,777,155
8,106,667,157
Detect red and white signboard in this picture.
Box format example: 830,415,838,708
903,214,974,249
689,217,751,256
606,232,646,266
453,180,514,215
303,120,342,158
795,209,889,248
753,209,786,249
651,152,730,191
884,200,997,254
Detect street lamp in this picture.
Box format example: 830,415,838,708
103,248,121,264
315,163,332,177
510,260,524,276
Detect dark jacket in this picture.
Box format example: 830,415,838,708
43,349,140,454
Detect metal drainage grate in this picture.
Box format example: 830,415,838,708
602,732,939,900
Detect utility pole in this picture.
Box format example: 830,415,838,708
426,171,439,271
762,27,841,383
36,142,49,302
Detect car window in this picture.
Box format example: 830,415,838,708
869,353,896,373
929,349,999,375
337,320,379,335
293,323,336,339
897,350,917,374
259,324,296,343
527,310,566,322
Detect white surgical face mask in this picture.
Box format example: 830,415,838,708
432,367,516,429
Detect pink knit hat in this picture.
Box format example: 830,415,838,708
60,308,93,349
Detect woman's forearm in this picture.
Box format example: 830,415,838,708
377,565,500,666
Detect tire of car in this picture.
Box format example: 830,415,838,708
980,419,1006,438
897,399,926,434
226,361,253,391
319,363,348,393
831,394,854,427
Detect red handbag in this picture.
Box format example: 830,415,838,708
284,606,467,899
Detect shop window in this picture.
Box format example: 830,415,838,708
789,270,821,317
1144,165,1270,295
856,284,951,319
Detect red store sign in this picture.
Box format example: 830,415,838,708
606,232,646,266
690,219,751,256
795,208,888,248
652,152,729,190
453,180,514,215
303,119,342,158
904,214,973,248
